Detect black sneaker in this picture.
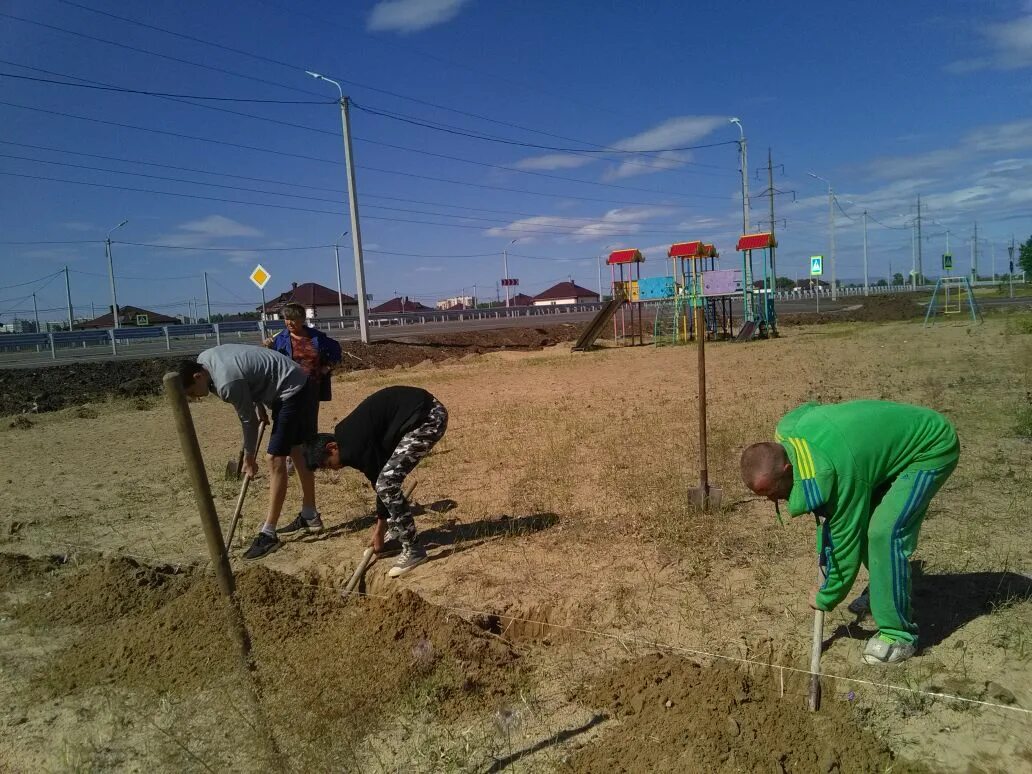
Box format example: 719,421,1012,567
243,532,280,560
277,513,324,535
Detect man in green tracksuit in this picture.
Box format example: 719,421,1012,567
740,400,959,665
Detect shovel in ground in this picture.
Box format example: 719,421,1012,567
340,482,419,600
225,421,268,548
688,304,723,510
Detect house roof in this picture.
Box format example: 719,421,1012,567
533,281,600,301
607,248,645,265
261,282,356,312
370,296,433,313
486,293,533,307
736,232,777,251
76,305,180,329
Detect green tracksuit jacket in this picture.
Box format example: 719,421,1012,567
776,400,959,643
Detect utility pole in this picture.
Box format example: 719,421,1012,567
203,271,212,324
1009,237,1016,299
105,219,128,328
730,118,749,233
808,173,837,300
333,231,348,317
307,71,370,344
766,148,779,281
32,292,40,333
915,194,923,284
991,241,996,283
503,238,518,308
862,210,869,296
64,265,73,331
911,222,917,290
972,221,979,281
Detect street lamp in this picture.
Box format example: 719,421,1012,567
503,237,518,307
106,219,128,328
729,118,749,234
333,231,349,318
807,172,838,300
307,70,370,343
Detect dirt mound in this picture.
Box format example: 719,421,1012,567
780,294,923,326
0,552,67,592
567,654,923,774
0,324,580,416
17,557,196,626
31,562,521,758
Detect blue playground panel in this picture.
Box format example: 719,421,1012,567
638,276,677,300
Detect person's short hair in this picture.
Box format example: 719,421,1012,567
177,359,205,387
281,302,306,321
304,433,336,470
740,442,788,489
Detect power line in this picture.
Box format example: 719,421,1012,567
0,270,63,290
352,101,739,154
51,0,737,171
0,71,335,104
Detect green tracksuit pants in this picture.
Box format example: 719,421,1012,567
864,453,958,644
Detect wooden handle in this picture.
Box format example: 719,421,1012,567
342,547,376,599
225,420,267,548
808,608,824,711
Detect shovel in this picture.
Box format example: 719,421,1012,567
808,561,828,711
688,304,723,511
225,421,268,548
340,482,419,600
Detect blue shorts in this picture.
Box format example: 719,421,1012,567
267,381,318,457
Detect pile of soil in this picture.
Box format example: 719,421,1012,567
21,560,521,760
567,654,922,773
0,552,67,593
780,294,924,326
0,324,579,416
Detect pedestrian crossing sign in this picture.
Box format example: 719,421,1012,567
810,256,824,276
942,253,953,271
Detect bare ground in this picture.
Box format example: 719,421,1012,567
1,311,1031,772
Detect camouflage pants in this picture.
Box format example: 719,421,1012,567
375,400,448,548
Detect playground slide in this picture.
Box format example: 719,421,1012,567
734,320,756,342
572,297,624,351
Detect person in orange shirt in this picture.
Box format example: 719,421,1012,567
266,301,343,532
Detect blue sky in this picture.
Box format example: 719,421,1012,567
1,0,1030,323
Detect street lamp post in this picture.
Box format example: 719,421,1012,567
729,118,749,234
307,71,370,344
808,173,837,300
333,231,349,318
105,219,128,328
503,238,518,308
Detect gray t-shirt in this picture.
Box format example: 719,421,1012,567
197,343,307,455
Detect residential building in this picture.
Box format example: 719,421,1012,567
436,295,476,310
260,282,358,319
76,306,181,329
370,296,433,314
532,282,600,306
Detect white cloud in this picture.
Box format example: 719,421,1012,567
513,115,727,180
485,206,678,242
178,215,262,239
947,12,1032,71
367,0,473,34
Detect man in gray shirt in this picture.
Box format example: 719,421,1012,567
178,343,319,560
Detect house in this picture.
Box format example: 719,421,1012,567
532,282,600,307
260,282,358,319
370,296,433,314
436,295,476,310
76,305,181,329
486,293,534,308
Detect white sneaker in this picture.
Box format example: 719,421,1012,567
387,545,428,578
863,635,916,665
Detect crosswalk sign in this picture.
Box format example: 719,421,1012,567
942,253,953,271
810,256,824,276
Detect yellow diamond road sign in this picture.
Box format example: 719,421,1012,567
250,264,270,290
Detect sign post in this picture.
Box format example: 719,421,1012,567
250,264,271,340
810,255,823,313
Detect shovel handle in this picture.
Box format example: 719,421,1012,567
342,547,375,600
808,563,826,711
225,421,268,548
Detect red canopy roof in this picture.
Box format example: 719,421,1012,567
702,243,719,257
736,232,777,251
607,248,644,265
668,241,704,258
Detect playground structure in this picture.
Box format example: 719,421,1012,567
923,275,982,325
573,234,779,351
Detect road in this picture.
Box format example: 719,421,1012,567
1,294,1029,369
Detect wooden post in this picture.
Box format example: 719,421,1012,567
809,564,825,711
162,372,285,767
695,304,709,496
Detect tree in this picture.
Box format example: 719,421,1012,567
1019,235,1032,276
775,276,796,290
876,279,888,287
892,272,905,285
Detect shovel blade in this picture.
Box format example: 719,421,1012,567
688,485,723,511
225,460,242,480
